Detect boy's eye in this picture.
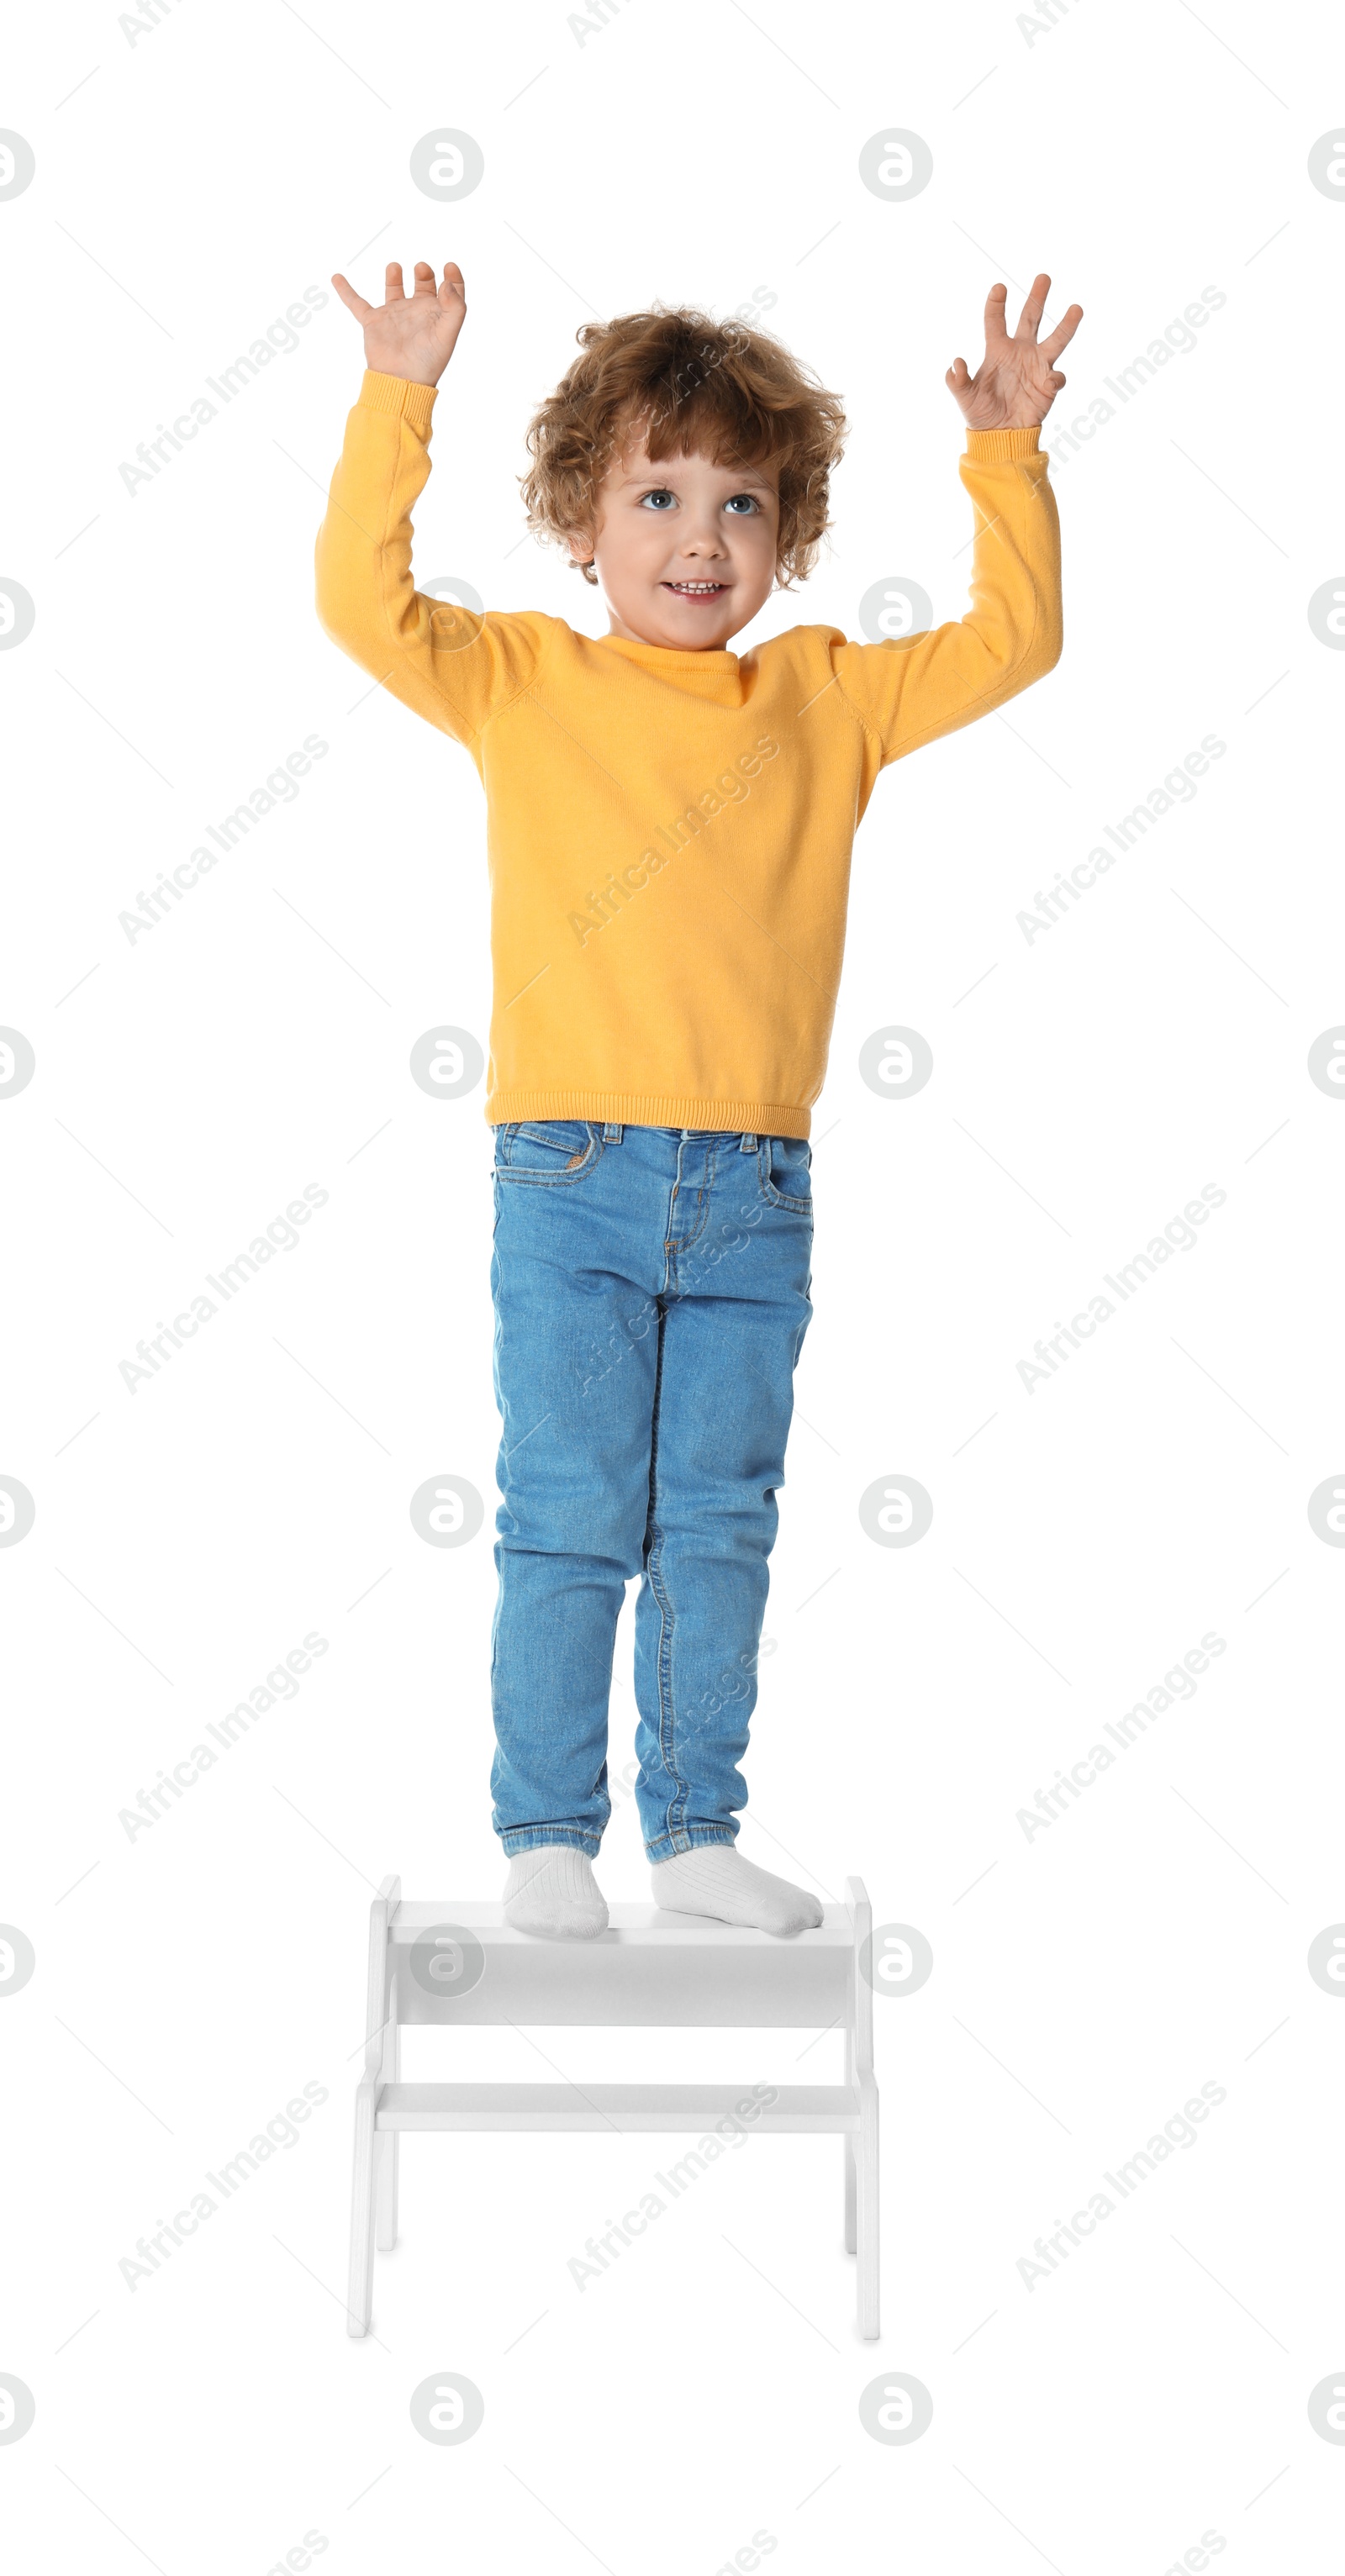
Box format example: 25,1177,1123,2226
635,488,764,514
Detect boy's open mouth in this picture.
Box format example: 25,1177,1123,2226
662,579,728,599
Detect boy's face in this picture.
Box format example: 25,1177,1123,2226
571,435,780,651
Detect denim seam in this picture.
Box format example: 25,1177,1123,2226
646,1825,736,1860
499,1826,603,1856
644,1306,688,1847
666,1135,715,1280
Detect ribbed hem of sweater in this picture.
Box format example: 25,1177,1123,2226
485,1089,813,1136
358,367,438,430
964,424,1042,460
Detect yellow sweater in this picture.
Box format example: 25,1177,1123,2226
315,369,1062,1135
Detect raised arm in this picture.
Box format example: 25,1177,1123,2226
831,273,1082,766
314,261,546,745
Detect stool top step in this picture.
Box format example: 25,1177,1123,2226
365,1881,868,2030
387,1901,855,1948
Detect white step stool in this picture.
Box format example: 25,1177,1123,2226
348,1874,879,2338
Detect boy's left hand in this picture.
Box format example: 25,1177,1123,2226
947,274,1083,429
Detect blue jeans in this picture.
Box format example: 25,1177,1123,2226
488,1120,814,1862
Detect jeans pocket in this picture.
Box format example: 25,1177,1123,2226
495,1119,603,1183
757,1134,812,1213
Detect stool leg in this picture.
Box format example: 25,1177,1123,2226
846,1878,880,2338
855,2084,880,2339
843,2026,857,2252
346,2081,377,2337
375,2132,398,2251
376,2021,399,2251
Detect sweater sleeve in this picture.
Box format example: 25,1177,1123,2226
314,369,550,746
827,425,1062,766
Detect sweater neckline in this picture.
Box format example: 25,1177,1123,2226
593,634,741,674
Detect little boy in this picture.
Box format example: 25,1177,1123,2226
316,263,1079,1938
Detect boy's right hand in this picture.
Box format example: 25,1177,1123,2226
330,260,467,387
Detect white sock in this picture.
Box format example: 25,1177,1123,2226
650,1846,823,1937
503,1846,608,1940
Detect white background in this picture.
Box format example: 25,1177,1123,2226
3,3,1343,2568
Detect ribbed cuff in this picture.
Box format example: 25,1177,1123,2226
964,424,1043,460
358,368,438,430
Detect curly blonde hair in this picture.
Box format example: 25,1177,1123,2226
520,303,847,588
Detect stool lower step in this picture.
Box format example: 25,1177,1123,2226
375,2080,859,2133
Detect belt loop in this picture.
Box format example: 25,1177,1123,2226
739,1130,757,1151
603,1121,623,1142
